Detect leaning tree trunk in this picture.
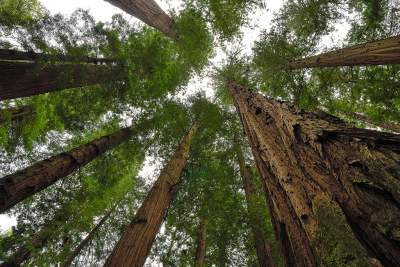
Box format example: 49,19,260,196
287,35,400,69
0,61,115,100
105,0,177,39
104,122,198,267
62,200,121,267
227,81,398,266
236,147,276,267
194,218,207,267
0,105,35,123
0,127,133,213
345,111,400,134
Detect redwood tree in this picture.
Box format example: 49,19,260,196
0,127,134,212
227,81,400,266
287,35,400,69
194,218,207,267
104,0,177,39
104,122,198,267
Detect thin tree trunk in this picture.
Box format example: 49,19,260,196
62,200,121,267
345,111,400,133
194,218,207,267
0,61,115,100
104,0,177,39
287,35,400,69
236,147,275,267
0,127,133,213
0,105,35,123
0,49,114,64
104,122,198,267
227,81,397,266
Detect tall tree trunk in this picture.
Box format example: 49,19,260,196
0,49,114,64
104,122,198,267
0,61,115,100
0,127,133,212
287,35,400,69
194,218,207,267
0,105,35,123
227,81,397,266
62,200,121,267
104,0,177,39
236,147,275,267
345,111,400,134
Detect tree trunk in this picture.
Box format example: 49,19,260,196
345,111,400,134
0,105,35,123
104,122,198,267
236,147,276,267
0,61,115,100
62,200,120,267
104,0,177,39
194,218,207,267
0,127,133,213
227,81,397,266
287,35,400,69
0,49,114,64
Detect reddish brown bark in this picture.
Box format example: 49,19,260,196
0,61,115,100
104,123,198,267
105,0,177,39
237,147,276,267
0,127,133,213
288,35,400,69
194,218,207,267
0,105,35,123
228,81,395,266
0,49,114,64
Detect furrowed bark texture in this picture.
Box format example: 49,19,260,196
288,35,400,69
0,61,114,100
0,105,35,123
227,81,398,266
104,0,177,39
194,218,208,267
62,201,120,267
237,148,276,267
0,127,132,213
104,123,198,267
0,49,114,64
347,111,400,134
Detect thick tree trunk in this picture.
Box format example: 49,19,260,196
0,61,114,100
104,0,177,39
0,105,35,123
104,122,198,267
0,127,133,213
227,81,397,266
236,147,275,267
0,49,114,64
288,35,400,69
194,218,207,267
345,111,400,134
62,201,120,267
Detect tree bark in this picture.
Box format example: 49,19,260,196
62,201,120,267
104,0,177,39
0,49,114,64
0,127,133,213
0,105,35,123
236,147,276,267
345,111,400,134
227,81,396,266
0,61,115,100
104,122,198,267
194,218,207,267
287,35,400,69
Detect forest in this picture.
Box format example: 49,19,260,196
0,0,399,266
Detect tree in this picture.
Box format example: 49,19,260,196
0,126,134,212
104,122,198,267
0,105,35,124
227,80,400,266
288,35,400,69
194,218,207,267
